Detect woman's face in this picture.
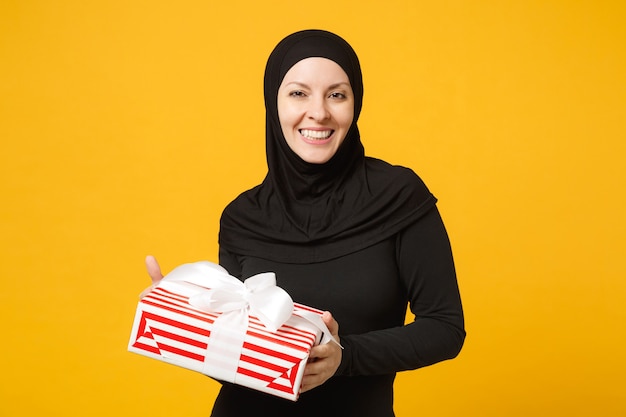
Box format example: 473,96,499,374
277,57,354,164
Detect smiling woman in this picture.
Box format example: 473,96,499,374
277,57,355,164
207,29,465,417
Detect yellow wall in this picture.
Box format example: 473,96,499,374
2,1,625,416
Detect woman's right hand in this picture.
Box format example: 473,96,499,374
145,255,164,284
140,255,164,298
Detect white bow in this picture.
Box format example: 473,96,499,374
163,261,293,332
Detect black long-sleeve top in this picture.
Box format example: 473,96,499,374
210,206,465,417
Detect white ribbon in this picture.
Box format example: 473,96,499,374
152,261,338,383
164,261,293,332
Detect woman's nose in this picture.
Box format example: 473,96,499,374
307,96,330,121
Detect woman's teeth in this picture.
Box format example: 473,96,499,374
300,129,333,139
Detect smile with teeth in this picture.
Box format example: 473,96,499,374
299,129,334,140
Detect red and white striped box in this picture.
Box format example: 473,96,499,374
128,278,325,401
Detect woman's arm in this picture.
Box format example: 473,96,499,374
218,247,243,278
337,207,465,376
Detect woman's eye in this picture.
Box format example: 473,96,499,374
330,92,346,99
289,90,306,97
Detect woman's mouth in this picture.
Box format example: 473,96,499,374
299,129,334,140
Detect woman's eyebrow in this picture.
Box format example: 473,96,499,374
283,81,351,89
283,81,310,89
328,82,351,90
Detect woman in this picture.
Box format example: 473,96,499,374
147,29,465,417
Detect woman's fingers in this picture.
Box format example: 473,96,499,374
300,311,342,393
145,255,164,283
322,311,339,337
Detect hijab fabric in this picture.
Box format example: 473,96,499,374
219,29,436,263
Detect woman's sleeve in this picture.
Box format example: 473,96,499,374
337,206,466,376
218,247,243,278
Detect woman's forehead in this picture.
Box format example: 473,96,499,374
280,57,350,85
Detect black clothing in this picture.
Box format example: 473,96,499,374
213,205,464,417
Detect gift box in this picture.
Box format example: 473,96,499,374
128,261,335,401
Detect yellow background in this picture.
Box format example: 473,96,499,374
1,1,625,416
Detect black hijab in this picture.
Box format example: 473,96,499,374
219,29,436,263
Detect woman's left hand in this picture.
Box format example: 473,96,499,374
300,311,342,393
